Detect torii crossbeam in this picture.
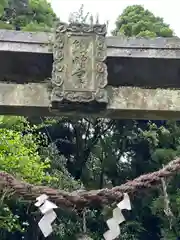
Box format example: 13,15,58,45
1,22,180,119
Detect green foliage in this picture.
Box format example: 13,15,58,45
22,21,53,32
113,5,173,37
41,144,82,191
0,20,13,29
0,0,57,31
0,115,57,235
69,4,90,24
0,204,22,232
0,128,52,184
0,0,60,237
0,116,29,131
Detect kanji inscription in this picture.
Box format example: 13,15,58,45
50,21,108,113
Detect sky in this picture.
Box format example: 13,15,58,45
49,0,180,36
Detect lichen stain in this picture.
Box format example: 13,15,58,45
108,86,180,111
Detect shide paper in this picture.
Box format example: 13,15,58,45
35,194,57,238
34,193,131,239
117,193,131,210
103,193,131,240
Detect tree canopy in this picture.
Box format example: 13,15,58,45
0,0,57,31
112,5,174,37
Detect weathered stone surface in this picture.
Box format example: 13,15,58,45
107,48,180,59
0,82,51,116
1,30,180,59
1,82,180,119
1,30,180,89
107,35,180,59
1,30,180,119
0,30,49,43
50,22,108,113
106,36,180,49
0,83,49,106
108,86,180,110
107,86,180,119
0,30,50,53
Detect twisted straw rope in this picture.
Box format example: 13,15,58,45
0,158,180,210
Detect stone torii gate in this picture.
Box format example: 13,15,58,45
1,22,180,119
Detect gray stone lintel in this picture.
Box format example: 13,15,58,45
1,30,180,58
1,82,180,120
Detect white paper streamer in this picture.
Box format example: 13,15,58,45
35,194,57,238
35,194,48,207
113,207,125,224
103,193,131,240
39,200,57,214
38,211,57,237
117,193,131,210
103,218,120,240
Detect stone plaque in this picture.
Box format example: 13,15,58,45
50,21,108,113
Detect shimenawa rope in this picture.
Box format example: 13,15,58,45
0,157,180,210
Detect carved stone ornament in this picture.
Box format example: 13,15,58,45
50,21,108,113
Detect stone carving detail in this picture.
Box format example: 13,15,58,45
50,21,108,113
